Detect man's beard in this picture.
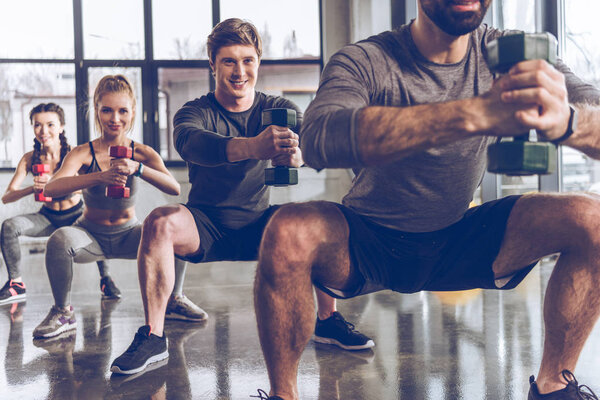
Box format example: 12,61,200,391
421,0,491,36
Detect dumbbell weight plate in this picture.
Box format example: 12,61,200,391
487,141,557,176
106,186,131,198
265,166,299,186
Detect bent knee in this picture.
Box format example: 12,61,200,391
259,202,348,270
46,229,78,260
1,219,18,237
564,194,600,243
143,206,183,240
264,203,340,247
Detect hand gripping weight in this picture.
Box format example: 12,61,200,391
262,108,299,186
485,32,558,176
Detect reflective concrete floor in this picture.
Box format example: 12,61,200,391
2,250,600,399
1,170,600,399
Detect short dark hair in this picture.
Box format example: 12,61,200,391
207,18,262,63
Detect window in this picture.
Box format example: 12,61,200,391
0,64,76,167
158,68,210,160
220,0,321,59
152,0,212,60
562,2,600,193
492,0,535,32
82,0,145,60
255,64,320,110
0,1,74,59
0,0,324,168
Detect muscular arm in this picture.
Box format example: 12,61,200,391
174,97,303,165
356,100,479,165
173,103,232,166
302,43,600,169
301,47,492,169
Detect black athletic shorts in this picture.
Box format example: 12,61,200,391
39,199,84,228
315,195,536,299
177,204,280,263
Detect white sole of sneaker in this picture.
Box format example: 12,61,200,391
110,349,169,375
0,293,26,305
313,336,375,351
110,358,169,385
101,295,122,301
35,321,77,339
165,312,208,322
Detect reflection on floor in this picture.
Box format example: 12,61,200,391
2,256,600,400
1,169,600,399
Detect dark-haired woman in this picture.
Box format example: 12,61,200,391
0,103,118,305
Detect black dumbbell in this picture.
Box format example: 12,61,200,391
262,108,299,186
485,32,558,176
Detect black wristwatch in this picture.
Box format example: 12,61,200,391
551,104,578,145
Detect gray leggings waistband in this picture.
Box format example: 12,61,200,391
74,216,140,235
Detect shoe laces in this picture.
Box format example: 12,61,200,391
250,389,283,400
331,312,358,333
43,305,67,324
125,332,149,353
562,370,599,399
9,280,25,289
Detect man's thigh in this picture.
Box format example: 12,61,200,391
492,192,600,279
260,201,362,295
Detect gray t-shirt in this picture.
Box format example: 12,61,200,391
301,23,600,232
173,91,302,229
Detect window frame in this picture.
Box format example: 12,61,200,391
0,0,324,170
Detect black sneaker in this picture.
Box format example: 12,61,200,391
251,389,284,400
0,280,26,305
313,311,375,351
100,276,121,299
529,370,598,399
111,325,169,375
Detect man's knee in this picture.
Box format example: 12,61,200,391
563,194,600,245
262,202,334,254
258,202,346,280
143,206,182,242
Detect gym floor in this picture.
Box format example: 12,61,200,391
1,170,599,400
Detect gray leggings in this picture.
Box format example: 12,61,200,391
45,216,186,307
1,206,108,280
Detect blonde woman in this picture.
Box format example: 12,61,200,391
33,75,205,339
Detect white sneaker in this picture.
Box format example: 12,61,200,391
33,305,77,338
165,294,208,322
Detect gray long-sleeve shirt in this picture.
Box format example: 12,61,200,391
174,91,302,229
301,23,600,232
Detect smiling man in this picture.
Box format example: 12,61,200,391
110,18,372,377
252,0,600,399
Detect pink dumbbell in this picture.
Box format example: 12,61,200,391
105,146,132,198
32,164,52,202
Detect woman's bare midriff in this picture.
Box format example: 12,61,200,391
42,194,83,212
83,206,136,226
